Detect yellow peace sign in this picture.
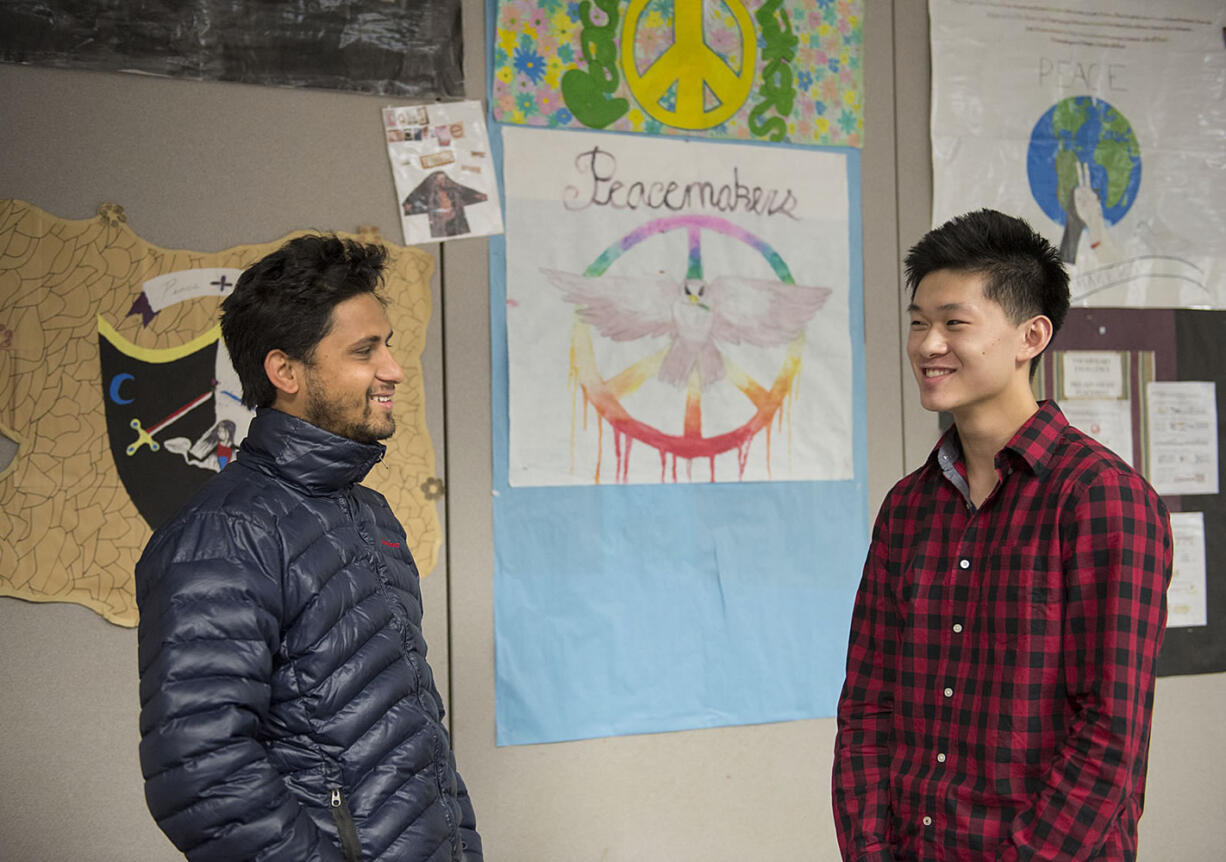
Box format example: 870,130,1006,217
621,0,757,131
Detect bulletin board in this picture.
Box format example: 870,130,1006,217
1045,308,1226,676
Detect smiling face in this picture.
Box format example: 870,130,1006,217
294,292,404,444
907,269,1044,426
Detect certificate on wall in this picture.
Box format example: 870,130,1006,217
1056,349,1133,466
1060,399,1134,467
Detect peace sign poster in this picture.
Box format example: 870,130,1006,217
491,0,864,148
491,128,868,744
504,127,853,486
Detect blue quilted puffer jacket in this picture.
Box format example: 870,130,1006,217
136,409,481,862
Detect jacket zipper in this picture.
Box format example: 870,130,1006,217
329,787,362,862
342,492,461,859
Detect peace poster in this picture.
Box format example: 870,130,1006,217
929,0,1226,308
491,127,868,744
491,0,864,148
505,128,853,485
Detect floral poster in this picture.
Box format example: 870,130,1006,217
492,0,864,148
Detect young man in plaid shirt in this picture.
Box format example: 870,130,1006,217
833,210,1173,861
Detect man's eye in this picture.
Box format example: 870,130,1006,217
909,320,926,329
946,319,965,327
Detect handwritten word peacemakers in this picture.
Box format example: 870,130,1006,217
562,147,800,219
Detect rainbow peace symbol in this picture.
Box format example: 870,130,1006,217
570,214,805,483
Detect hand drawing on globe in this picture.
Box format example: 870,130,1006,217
1071,160,1121,265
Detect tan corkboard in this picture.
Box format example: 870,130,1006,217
0,199,441,627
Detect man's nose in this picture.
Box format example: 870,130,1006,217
379,349,405,383
917,327,947,357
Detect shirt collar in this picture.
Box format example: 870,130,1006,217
928,400,1068,479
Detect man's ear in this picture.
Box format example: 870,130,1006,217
1018,315,1054,365
264,349,302,397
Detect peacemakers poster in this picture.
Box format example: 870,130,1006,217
504,128,853,486
491,126,867,744
930,0,1226,308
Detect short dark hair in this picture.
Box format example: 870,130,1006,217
904,209,1070,373
220,234,388,408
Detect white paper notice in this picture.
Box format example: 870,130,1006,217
1146,381,1219,495
1062,351,1125,399
1061,399,1134,467
1167,512,1207,628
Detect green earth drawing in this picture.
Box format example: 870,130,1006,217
1026,96,1141,228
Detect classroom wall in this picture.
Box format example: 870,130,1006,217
1,2,1222,859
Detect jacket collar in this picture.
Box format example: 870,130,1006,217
237,408,385,495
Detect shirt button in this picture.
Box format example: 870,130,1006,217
943,687,953,698
923,816,933,827
958,558,970,569
937,752,947,763
952,623,963,633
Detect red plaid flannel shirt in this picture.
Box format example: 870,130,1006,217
833,402,1172,861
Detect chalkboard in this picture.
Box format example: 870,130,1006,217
0,0,463,97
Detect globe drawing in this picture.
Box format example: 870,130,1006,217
1026,96,1141,226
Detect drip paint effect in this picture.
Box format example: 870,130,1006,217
551,214,828,483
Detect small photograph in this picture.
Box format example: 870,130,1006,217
420,150,456,169
435,125,452,146
449,122,466,140
396,106,428,127
406,126,424,141
383,108,398,129
461,164,482,173
402,171,489,239
387,129,405,142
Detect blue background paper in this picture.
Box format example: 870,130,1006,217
488,124,870,745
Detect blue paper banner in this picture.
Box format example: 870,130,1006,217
488,117,869,745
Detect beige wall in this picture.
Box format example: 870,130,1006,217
1,2,1222,858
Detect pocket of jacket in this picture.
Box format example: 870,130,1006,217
329,787,363,862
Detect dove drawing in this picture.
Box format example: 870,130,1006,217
542,269,831,390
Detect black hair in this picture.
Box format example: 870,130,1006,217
904,209,1070,374
220,234,388,408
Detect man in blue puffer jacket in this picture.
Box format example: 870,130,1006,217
136,235,481,862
